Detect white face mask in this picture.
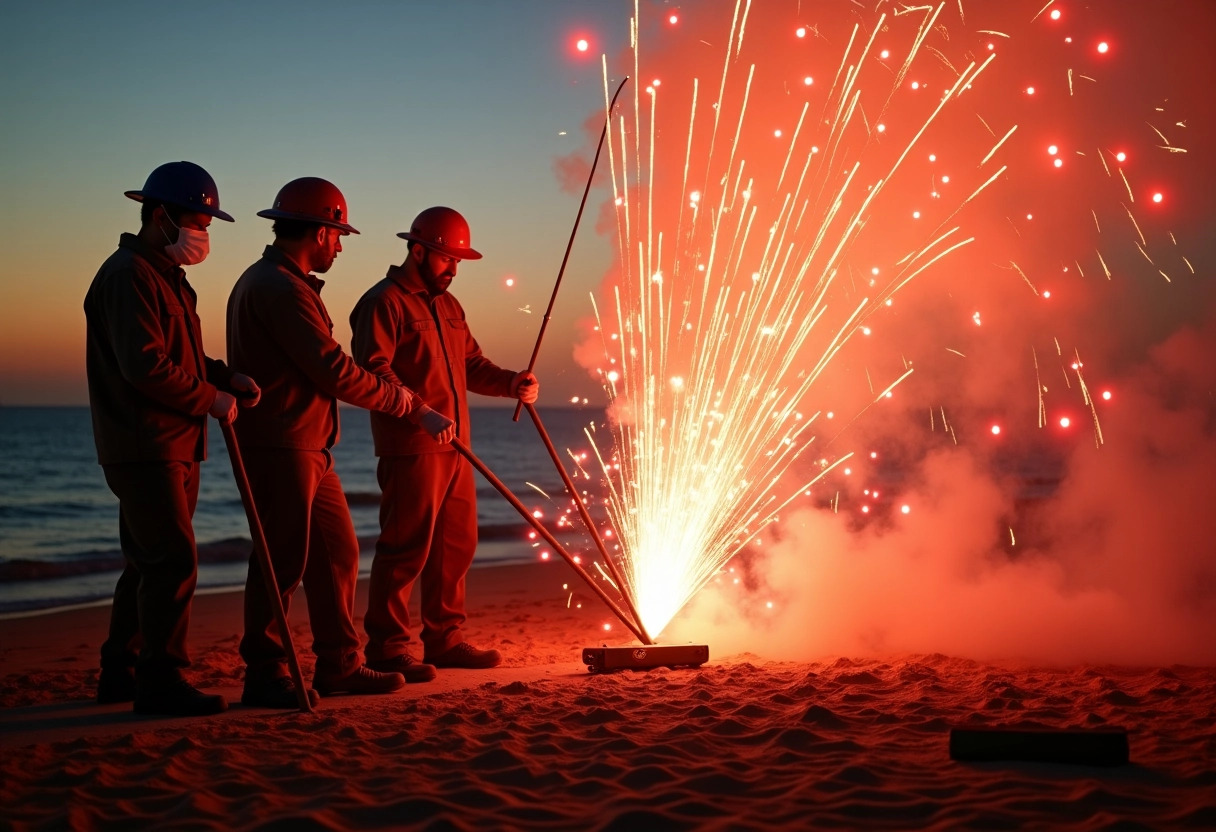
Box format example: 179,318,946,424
160,211,210,265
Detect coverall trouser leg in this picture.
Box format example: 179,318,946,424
100,460,200,688
239,448,362,681
364,451,477,661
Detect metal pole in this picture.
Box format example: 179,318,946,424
513,76,629,422
450,436,652,645
523,403,651,643
220,420,313,712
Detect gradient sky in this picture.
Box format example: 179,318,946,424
0,0,636,405
1,1,1212,408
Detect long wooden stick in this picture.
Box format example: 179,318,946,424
221,420,312,712
523,403,651,643
450,436,651,645
513,76,629,422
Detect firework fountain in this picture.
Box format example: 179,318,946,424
552,0,1201,646
575,0,1005,639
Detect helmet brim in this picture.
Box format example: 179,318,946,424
125,190,235,222
396,231,482,260
257,208,360,235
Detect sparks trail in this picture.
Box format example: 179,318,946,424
555,0,1197,640
577,0,1017,638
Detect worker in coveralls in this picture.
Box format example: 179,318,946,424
226,178,449,708
85,161,260,716
351,206,539,681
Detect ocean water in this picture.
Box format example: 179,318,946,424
0,405,605,613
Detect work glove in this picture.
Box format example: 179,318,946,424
511,371,540,404
389,386,416,419
413,404,455,444
209,390,239,423
229,373,261,407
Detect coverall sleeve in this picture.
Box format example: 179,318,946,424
350,294,406,388
205,356,234,389
265,282,414,415
464,332,517,398
100,268,217,416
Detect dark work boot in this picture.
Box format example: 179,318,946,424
312,665,405,697
133,679,227,717
426,642,502,670
367,654,437,684
241,675,320,709
97,668,137,704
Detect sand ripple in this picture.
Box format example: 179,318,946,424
4,656,1215,830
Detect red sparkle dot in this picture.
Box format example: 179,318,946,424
1053,158,1063,168
576,38,589,52
1097,41,1109,54
1027,86,1036,94
1050,8,1061,20
795,26,806,38
1102,390,1112,401
668,14,678,24
1116,151,1127,162
991,425,1002,435
1060,416,1071,428
1152,192,1164,203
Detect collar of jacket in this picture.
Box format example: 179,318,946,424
386,263,431,297
263,244,325,294
118,233,184,281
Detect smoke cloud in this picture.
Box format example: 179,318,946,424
565,0,1215,663
668,305,1216,665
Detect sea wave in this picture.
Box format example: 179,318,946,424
0,523,533,581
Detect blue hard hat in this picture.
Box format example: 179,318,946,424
124,161,235,222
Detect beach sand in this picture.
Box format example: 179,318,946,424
2,560,1213,830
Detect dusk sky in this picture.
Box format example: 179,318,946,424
1,0,1212,412
0,0,636,405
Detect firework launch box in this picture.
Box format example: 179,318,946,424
582,644,709,673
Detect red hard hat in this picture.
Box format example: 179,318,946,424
257,177,359,234
397,206,481,260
